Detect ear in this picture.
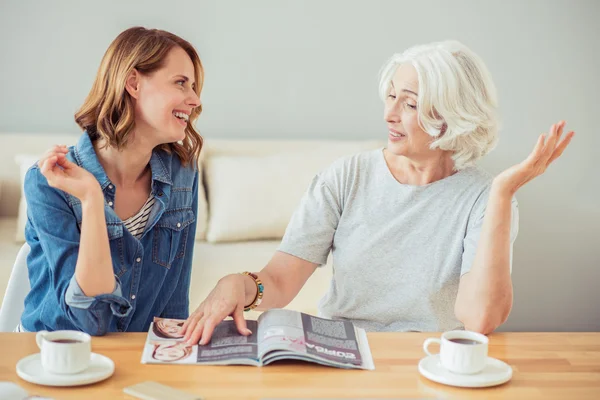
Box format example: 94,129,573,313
440,122,448,136
125,69,141,99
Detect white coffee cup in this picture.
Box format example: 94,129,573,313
423,330,489,374
35,330,91,374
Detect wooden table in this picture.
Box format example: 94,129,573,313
1,332,599,399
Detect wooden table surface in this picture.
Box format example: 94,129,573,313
1,332,599,399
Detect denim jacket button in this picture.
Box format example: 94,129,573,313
136,257,141,263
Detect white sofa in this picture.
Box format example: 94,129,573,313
0,133,384,319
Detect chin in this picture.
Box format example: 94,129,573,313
386,140,407,157
161,130,186,145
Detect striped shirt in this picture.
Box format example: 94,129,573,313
123,196,156,239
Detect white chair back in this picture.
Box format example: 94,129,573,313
0,243,31,332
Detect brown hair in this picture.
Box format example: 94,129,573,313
75,27,203,167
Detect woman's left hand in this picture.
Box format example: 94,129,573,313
493,120,575,195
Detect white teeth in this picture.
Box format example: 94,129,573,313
390,131,404,137
173,112,189,122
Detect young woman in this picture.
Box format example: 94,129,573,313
19,27,203,335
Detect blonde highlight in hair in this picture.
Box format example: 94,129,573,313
75,26,204,167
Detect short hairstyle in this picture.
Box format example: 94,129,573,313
379,40,499,170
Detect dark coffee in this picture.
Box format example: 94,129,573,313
50,339,82,344
449,338,481,345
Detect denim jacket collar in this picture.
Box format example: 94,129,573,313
73,133,173,189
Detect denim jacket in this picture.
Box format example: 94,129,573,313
21,133,198,335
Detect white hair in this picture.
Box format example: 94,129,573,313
379,40,499,170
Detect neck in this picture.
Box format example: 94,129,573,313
94,135,153,188
383,149,456,186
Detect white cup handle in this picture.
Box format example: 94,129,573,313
36,330,48,350
423,337,442,356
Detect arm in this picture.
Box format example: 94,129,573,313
241,251,318,311
455,120,574,334
454,183,517,334
75,190,116,296
182,172,340,344
26,149,131,335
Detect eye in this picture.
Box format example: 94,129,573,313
387,94,396,99
405,103,417,110
176,80,185,86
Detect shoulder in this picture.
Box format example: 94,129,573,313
459,166,519,218
23,163,76,212
24,163,54,196
155,149,198,187
318,149,381,183
456,165,495,191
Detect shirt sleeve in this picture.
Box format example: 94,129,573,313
460,188,520,276
277,173,342,266
24,165,132,336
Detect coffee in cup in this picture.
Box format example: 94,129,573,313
35,330,91,374
423,330,488,374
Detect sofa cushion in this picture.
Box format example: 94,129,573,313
204,142,383,243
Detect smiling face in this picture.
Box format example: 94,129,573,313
383,64,439,160
128,46,201,146
156,319,185,338
152,343,192,362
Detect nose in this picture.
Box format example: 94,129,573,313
384,101,400,124
186,89,201,109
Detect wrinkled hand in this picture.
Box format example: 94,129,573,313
494,121,575,194
179,274,253,345
37,145,101,202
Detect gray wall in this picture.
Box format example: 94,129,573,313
1,0,598,331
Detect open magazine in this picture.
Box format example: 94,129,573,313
141,309,375,370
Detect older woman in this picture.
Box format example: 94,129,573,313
181,40,574,344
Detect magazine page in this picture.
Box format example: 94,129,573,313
195,319,259,364
256,309,373,369
257,309,308,359
141,317,259,366
299,313,363,367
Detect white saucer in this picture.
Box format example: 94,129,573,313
418,354,512,388
16,352,114,387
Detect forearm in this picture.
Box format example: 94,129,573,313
455,182,514,333
240,252,318,311
239,270,289,311
74,191,116,297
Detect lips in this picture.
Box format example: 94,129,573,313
389,128,405,137
388,128,406,141
173,114,187,127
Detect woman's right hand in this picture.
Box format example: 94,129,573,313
37,145,102,202
180,274,254,345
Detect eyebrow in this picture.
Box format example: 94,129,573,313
390,82,418,97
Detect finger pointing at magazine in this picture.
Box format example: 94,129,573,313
180,273,253,345
180,252,319,346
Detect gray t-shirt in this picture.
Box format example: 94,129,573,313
278,149,519,332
